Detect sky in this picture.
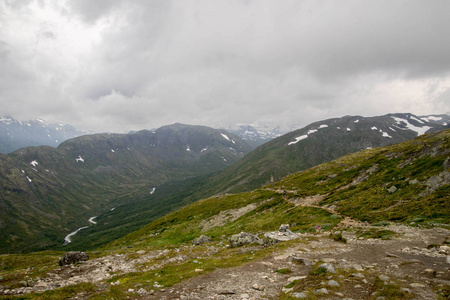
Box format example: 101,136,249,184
1,0,450,133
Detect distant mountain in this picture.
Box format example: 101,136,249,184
226,114,449,148
0,116,90,154
225,124,286,148
206,113,450,194
0,123,252,253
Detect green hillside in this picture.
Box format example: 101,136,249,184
0,129,448,299
203,114,449,195
0,124,251,254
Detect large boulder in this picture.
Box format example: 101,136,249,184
192,235,210,245
58,251,89,266
229,232,261,247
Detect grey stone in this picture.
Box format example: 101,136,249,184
292,292,307,298
319,263,336,273
327,280,340,286
378,275,389,281
387,186,397,193
314,288,329,294
229,232,261,247
192,235,210,245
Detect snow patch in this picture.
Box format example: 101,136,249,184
381,131,392,138
426,116,442,121
319,124,328,129
346,128,351,131
88,217,97,224
307,129,318,135
111,149,115,152
30,160,38,167
410,116,424,124
288,135,308,145
354,119,360,123
150,187,156,195
392,117,431,136
76,156,84,162
221,133,231,141
371,126,378,131
26,176,32,182
110,207,115,211
186,146,191,151
201,147,208,152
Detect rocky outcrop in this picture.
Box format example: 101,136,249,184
58,252,89,266
229,232,261,247
192,235,210,245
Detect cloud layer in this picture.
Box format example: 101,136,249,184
1,0,449,132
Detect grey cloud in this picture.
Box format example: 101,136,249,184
1,0,450,132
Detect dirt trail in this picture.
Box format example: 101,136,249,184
149,226,450,300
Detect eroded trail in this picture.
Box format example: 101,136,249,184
149,226,450,300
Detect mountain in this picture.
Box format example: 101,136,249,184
226,114,449,149
205,113,450,194
225,124,286,148
0,127,448,299
2,128,446,299
0,124,252,253
0,116,90,154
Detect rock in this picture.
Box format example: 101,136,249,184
386,253,400,258
288,276,307,282
279,224,290,232
292,292,307,298
322,258,336,263
378,275,389,281
251,283,265,291
319,263,336,274
136,250,146,255
229,232,261,247
314,288,329,294
327,280,340,286
282,287,293,293
387,186,397,193
194,269,203,272
192,235,210,245
446,256,450,264
409,283,426,288
290,256,313,266
58,252,89,266
137,288,147,295
351,273,365,278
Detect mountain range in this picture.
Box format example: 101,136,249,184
0,124,448,299
0,113,448,254
0,116,90,154
0,124,251,253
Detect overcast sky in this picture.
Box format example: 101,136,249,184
1,0,450,133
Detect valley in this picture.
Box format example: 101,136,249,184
0,126,448,299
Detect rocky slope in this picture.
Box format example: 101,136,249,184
1,129,447,299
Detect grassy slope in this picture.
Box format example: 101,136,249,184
107,129,449,251
0,129,448,299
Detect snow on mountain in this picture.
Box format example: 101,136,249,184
0,116,92,154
